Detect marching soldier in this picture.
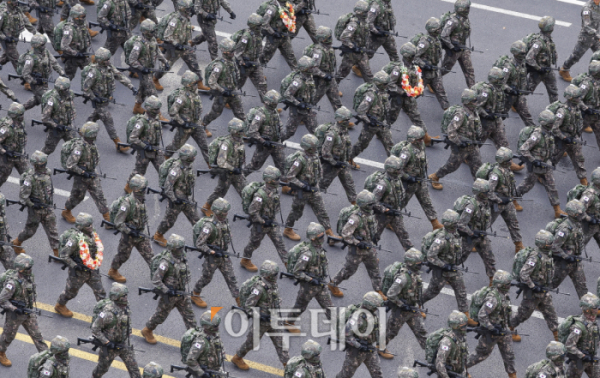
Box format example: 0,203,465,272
54,212,106,317
258,0,297,70
60,5,93,80
335,1,373,83
573,61,600,138
524,342,566,378
434,311,470,378
181,311,225,376
526,16,559,104
0,103,28,187
97,0,132,55
496,40,534,126
290,0,317,43
581,168,600,249
28,336,71,378
234,14,268,97
280,56,318,141
193,0,235,60
22,34,65,109
33,0,58,43
284,340,325,378
564,293,600,378
40,76,77,156
304,26,343,110
365,0,398,61
414,17,449,110
0,0,36,70
142,362,163,378
0,194,15,269
440,0,475,88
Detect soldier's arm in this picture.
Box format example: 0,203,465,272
366,4,380,33
162,165,180,202
580,188,596,216
519,257,538,288
487,172,502,202
344,312,363,348
371,180,387,214
341,213,361,245
552,109,568,139
396,146,412,179
550,225,570,257
284,159,304,187
525,44,542,71
413,38,431,68
156,43,169,65
219,0,233,14
447,111,466,145
306,47,326,77
283,77,303,106
434,338,453,378
292,250,313,281
22,14,36,34
18,173,34,206
207,62,226,93
457,203,475,236
91,312,112,345
233,33,250,61
0,78,16,101
339,19,359,49
261,7,277,35
21,55,36,85
151,259,170,293
320,131,337,166
129,119,147,149
244,284,263,310
427,237,449,268
59,235,80,269
168,95,186,124
387,69,402,95
581,6,600,38
247,194,265,224
518,132,539,161
0,126,9,151
162,17,180,45
194,223,215,254
48,53,66,77
81,69,96,99
113,200,132,235
439,20,456,49
477,294,499,330
39,359,57,378
184,338,206,375
110,64,135,90
246,113,265,142
354,92,375,122
565,326,585,358
0,279,18,311
60,25,77,56
386,272,409,307
97,1,112,27
216,140,234,170
65,145,85,174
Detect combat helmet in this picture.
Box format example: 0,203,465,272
7,102,24,118
80,122,100,139
300,134,319,153
143,362,164,378
354,0,369,15
30,34,47,49
109,283,128,304
335,106,353,122
176,0,193,14
298,56,316,72
140,19,156,35
361,291,384,312
398,367,419,378
591,167,600,186
492,270,511,293
262,90,281,107
75,212,93,229
301,339,322,365
50,336,70,356
259,260,279,282
228,118,245,136
538,110,556,130
447,310,468,329
461,88,477,104
143,95,162,112
384,156,402,177
30,150,48,166
404,248,423,270
407,125,426,141
372,71,390,87
263,165,281,186
14,254,33,271
54,76,70,91
425,17,441,36
199,310,221,332
356,190,376,212
219,38,236,53
454,0,470,16
564,84,583,101
538,16,555,33
590,61,600,79
565,199,585,218
178,144,197,162
488,67,505,85
400,43,417,59
167,234,185,250
69,4,86,21
545,341,566,364
306,222,325,240
441,209,460,228
316,26,332,44
211,198,231,216
510,40,527,57
472,178,490,195
247,13,262,28
580,293,600,312
534,230,554,251
495,147,513,164
181,71,199,88
95,47,112,63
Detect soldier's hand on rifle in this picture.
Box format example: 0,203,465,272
223,89,233,97
108,23,118,31
163,62,170,70
505,87,519,96
459,141,469,148
490,326,503,336
131,87,138,95
263,219,274,227
472,230,483,238
565,255,577,263
4,36,15,43
358,344,370,352
81,171,92,179
13,307,26,315
451,42,462,52
334,161,345,168
134,2,145,9
174,198,184,205
563,137,574,144
75,52,86,58
106,341,117,349
262,140,272,148
144,142,154,151
272,31,282,38
32,202,43,209
323,73,333,81
205,13,217,20
532,285,544,293
533,160,543,167
442,264,454,272
357,241,369,249
352,46,362,54
406,176,417,183
229,11,236,19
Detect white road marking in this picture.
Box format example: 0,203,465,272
440,0,572,27
283,141,385,169
7,176,88,200
557,0,586,5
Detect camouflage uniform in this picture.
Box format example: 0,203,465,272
34,0,58,41
60,19,93,80
577,67,600,146
435,330,469,378
0,4,36,69
385,264,427,349
82,61,135,141
564,315,599,378
0,197,13,269
319,122,356,203
235,275,290,365
487,163,522,243
97,0,132,55
243,105,285,175
40,88,77,155
111,194,154,270
562,2,600,71
91,300,141,378
372,171,413,250
525,359,565,378
204,135,247,207
164,86,209,165
526,32,559,103
0,79,17,103
202,58,245,127
259,0,297,70
234,27,267,96
304,42,342,110
184,326,226,375
457,196,496,278
392,140,437,221
498,53,534,126
474,81,509,149
243,184,287,263
193,0,234,60
335,12,373,83
365,0,398,61
15,167,59,250
128,112,166,181
550,102,587,180
290,0,317,43
516,126,560,206
35,349,70,378
155,158,200,235
281,70,318,141
433,105,483,179
0,270,47,354
0,116,29,187
63,139,110,215
57,228,107,305
385,61,426,132
284,151,332,230
129,0,159,29
414,31,449,110
440,12,475,88
581,185,600,249
421,228,468,312
510,247,558,333
22,48,65,111
331,208,381,291
351,83,393,158
466,286,516,375
127,33,168,104
146,250,196,331
551,217,587,298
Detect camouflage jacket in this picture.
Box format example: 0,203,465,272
82,63,134,99
60,21,92,55
574,73,600,109
129,113,162,154
195,216,231,253
41,89,76,128
184,330,225,373
163,159,195,202
38,353,69,378
525,33,557,70
436,331,468,376
0,6,35,39
320,122,352,165
161,11,192,45
355,84,389,122
414,33,443,78
487,164,516,200
194,0,232,23
261,0,291,35
65,138,100,177
478,287,511,330
520,248,553,289
244,276,281,317
553,102,583,139
248,184,280,224
168,87,203,124
579,1,600,39
207,57,240,93
234,28,263,62
282,71,316,109
304,43,336,76
519,127,555,167
127,35,168,71
446,106,481,145
372,172,404,210
345,308,379,346
91,300,132,344
285,151,322,187
0,270,36,313
580,185,600,218
440,12,470,47
551,217,583,257
291,241,329,281
498,56,528,92
215,135,245,171
0,197,8,242
113,193,148,237
366,0,396,33
565,315,599,358
0,117,26,155
457,196,491,236
340,14,369,50
153,250,190,292
474,82,505,116
246,106,282,142
21,49,64,84
387,266,422,307
97,0,132,29
396,141,427,179
19,167,54,207
341,209,377,251
426,228,462,269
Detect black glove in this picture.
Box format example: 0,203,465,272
35,78,45,85
144,143,154,151
205,13,217,20
108,23,119,31
81,171,92,179
406,176,417,183
262,140,272,148
229,11,236,19
32,202,43,209
131,87,138,96
442,264,454,272
301,183,312,192
352,46,363,54
231,168,242,175
505,88,519,96
200,372,211,378
357,241,370,249
583,354,595,362
263,219,274,227
540,67,552,74
459,141,469,148
139,67,150,74
451,43,462,52
472,230,483,238
532,285,544,293
334,161,345,168
358,344,370,352
563,137,574,144
106,342,117,349
500,196,510,205
163,62,171,70
490,327,503,336
134,2,145,9
174,198,184,205
566,255,578,263
174,43,185,50
13,307,26,315
298,102,308,110
222,89,233,97
75,52,86,58
272,31,282,38
4,36,15,43
323,73,333,81
532,160,543,167
481,113,495,120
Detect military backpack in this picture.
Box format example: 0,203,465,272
125,114,148,143
123,35,143,66
285,242,315,273
179,327,204,363
238,275,263,309
108,194,135,223
475,162,497,180
331,303,361,347
381,261,407,295
567,184,588,202
16,51,37,76
439,11,454,28
156,12,175,41
150,249,173,280
0,269,18,291
440,105,465,133
421,228,447,255
207,136,230,166
284,150,304,174
59,138,81,170
453,195,478,217
524,360,552,378
90,298,117,327
511,246,536,280
353,82,377,111
363,170,385,192
557,315,585,344
280,71,302,96
336,204,359,235
204,58,227,83
493,55,512,72
241,181,265,214
334,13,354,40
158,157,179,188
52,20,68,51
192,217,214,247
425,327,453,364
516,126,536,151
410,32,426,48
255,0,272,17
390,140,410,158
469,286,501,322
314,122,335,150
27,350,54,378
283,356,308,378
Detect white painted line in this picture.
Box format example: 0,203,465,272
7,176,88,200
283,141,385,170
557,0,585,5
440,0,572,27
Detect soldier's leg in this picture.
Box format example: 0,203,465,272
563,38,594,70
64,177,88,210
165,129,191,155
39,210,60,249
91,348,118,378
367,37,384,59
217,257,240,299
175,296,197,329
236,321,269,358
466,336,498,368
206,175,232,207
551,261,570,291
86,178,109,214
363,251,382,291
428,74,450,110
285,195,307,228
104,34,119,56
0,42,19,69
350,127,376,158
391,215,413,251
202,96,226,126
193,258,218,294
292,283,317,318
402,97,426,131
460,239,474,264
199,21,218,60
180,49,203,82
377,128,394,156
96,104,118,140
441,51,459,78
565,360,585,378
156,202,183,235
313,286,333,319
229,95,246,121
514,95,535,126
276,37,297,70
490,120,509,149
111,234,135,270
543,72,559,103
271,146,286,173
509,294,538,329
41,131,64,155
335,55,355,83
421,269,446,304
181,203,200,226
63,59,79,81
267,226,288,264
86,270,107,301
477,237,497,278
117,348,142,378
435,148,467,178
356,54,373,82
335,348,367,378
20,316,46,352
129,154,151,181
16,207,41,243
248,66,268,97
446,273,469,312
567,143,587,180
569,262,589,299
0,161,13,186
414,182,438,221
515,171,539,199
406,313,428,350
243,146,272,176
189,130,210,167
465,148,483,178
496,335,516,374
57,271,87,305
381,35,399,62
385,307,408,344
457,50,475,88
260,39,281,66
331,250,362,286
14,159,28,176
584,115,600,148
338,166,357,203
318,164,337,193
387,98,402,125
540,171,561,206
134,238,154,267
324,80,343,110
231,171,248,198
24,84,48,110
500,204,522,243
302,14,318,44
0,313,24,352
136,73,156,104
0,246,14,270
307,192,332,230
282,107,302,141
362,350,383,378
302,112,317,134
146,295,177,330
526,72,543,94
537,294,559,332
243,224,268,260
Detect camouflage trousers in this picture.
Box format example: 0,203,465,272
57,268,106,305
238,64,268,97
331,246,382,291
111,234,154,270
313,77,343,111
165,127,210,166
350,125,394,158
195,18,219,60
435,145,482,179
88,102,119,140
374,213,413,251
583,114,600,153
17,207,59,249
566,360,599,378
0,311,47,353
260,35,297,71
516,168,560,206
422,71,450,110
583,222,600,249
505,94,534,126
335,52,373,83
36,13,55,41
23,82,49,110
205,172,247,206
527,71,559,104
281,107,317,141
441,49,475,88
552,259,588,299
41,128,76,155
319,163,357,203
64,56,92,81
65,176,109,214
400,181,437,221
422,269,468,312
156,201,200,235
130,8,158,29
236,319,290,365
291,13,318,44
388,95,426,132
91,345,141,378
135,72,157,104
284,191,332,230
480,118,509,150
193,255,240,298
146,294,197,331
104,30,130,56
243,224,287,265
467,333,515,375
563,34,600,70
0,156,28,187
385,305,427,349
368,35,399,62
154,48,201,81
460,236,497,278
127,150,165,182
335,347,383,378
491,202,522,243
510,290,558,332
291,281,333,320
59,0,79,20
0,245,14,270
243,145,285,176
0,41,20,70
202,94,245,126
551,140,586,180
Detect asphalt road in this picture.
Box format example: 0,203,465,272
2,0,600,377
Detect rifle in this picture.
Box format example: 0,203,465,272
53,52,93,60
326,337,384,354
445,43,484,54
242,137,285,149
170,364,237,378
0,240,18,248
384,299,437,316
566,352,599,369
504,86,543,96
160,41,196,51
420,64,455,73
116,66,173,75
467,325,508,339
8,73,54,85
376,203,422,219
47,255,110,277
332,45,384,55
161,119,204,132
232,214,287,232
146,187,198,207
5,199,21,207
278,181,336,200
117,142,174,157
53,168,118,181
354,114,401,131
100,220,152,239
402,176,433,184
73,91,126,108
231,305,271,322
13,197,65,211
511,281,570,299
373,27,408,39
413,360,466,378
199,12,232,24
526,64,560,74
458,229,510,243
88,21,128,33
555,135,597,149
281,99,329,113
423,261,478,275
184,244,241,259
31,119,75,134
1,149,28,159
298,8,329,16
0,300,53,318
138,287,188,300
326,235,393,253
196,168,242,180
77,336,145,353
438,134,491,149
481,112,509,120
200,89,258,101
552,252,600,265
279,272,345,290
512,154,560,172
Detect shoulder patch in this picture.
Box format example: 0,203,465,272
466,208,472,213
252,288,260,295
574,328,581,334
